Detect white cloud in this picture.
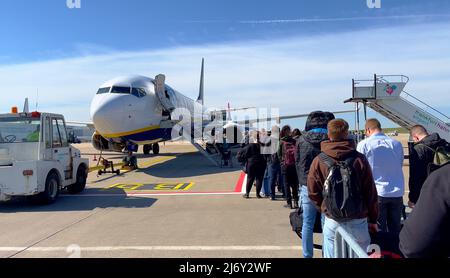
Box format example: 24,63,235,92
1,21,450,128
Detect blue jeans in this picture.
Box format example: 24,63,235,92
267,162,283,198
300,186,321,258
262,168,270,196
322,217,371,258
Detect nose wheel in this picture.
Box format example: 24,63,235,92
143,143,160,155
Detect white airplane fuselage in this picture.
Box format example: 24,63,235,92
90,75,206,148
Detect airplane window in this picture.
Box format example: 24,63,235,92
96,87,110,94
111,86,131,94
131,88,147,98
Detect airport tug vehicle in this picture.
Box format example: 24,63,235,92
0,110,89,204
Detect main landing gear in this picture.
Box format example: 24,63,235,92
143,143,160,155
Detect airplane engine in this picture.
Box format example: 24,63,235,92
92,132,124,152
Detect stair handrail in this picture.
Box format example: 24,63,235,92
402,91,450,122
376,74,410,84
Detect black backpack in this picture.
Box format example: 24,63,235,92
319,152,364,221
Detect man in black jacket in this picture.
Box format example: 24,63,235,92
295,111,334,258
242,131,266,199
408,125,449,207
399,162,450,258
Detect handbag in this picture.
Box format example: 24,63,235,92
289,204,323,239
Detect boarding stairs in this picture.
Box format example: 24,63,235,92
192,139,221,166
345,75,450,142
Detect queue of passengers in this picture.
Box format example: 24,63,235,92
238,111,450,258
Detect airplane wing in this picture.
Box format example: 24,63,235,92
233,110,355,125
211,107,256,113
66,121,95,129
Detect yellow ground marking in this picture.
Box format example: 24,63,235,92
104,183,145,191
138,156,176,168
103,182,195,191
173,183,185,190
89,163,124,173
182,182,195,191
153,183,172,190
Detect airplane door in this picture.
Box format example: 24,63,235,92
154,74,175,112
49,117,72,180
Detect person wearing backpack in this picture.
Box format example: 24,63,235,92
408,125,450,208
357,119,405,235
296,111,334,258
279,125,299,209
308,119,379,258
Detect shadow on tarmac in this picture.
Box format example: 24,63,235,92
106,152,195,160
0,188,157,213
137,152,240,178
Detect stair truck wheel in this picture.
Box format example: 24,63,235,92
67,164,88,194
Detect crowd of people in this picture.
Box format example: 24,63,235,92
237,111,450,258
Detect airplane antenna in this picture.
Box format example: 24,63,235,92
35,88,39,111
227,102,232,122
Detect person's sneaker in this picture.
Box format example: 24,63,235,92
243,194,250,199
256,194,263,199
293,200,299,209
284,202,293,209
271,196,276,201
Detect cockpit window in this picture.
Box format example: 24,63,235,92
111,86,131,94
97,87,110,94
131,88,147,98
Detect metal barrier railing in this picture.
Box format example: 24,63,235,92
334,227,369,258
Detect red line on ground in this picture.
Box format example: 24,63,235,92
126,191,237,195
234,171,246,193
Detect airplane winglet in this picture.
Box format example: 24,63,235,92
197,58,204,105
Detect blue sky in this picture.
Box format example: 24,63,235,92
1,0,450,128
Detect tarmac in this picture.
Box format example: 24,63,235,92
0,142,310,258
0,135,411,258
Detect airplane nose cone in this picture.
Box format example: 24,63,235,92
91,106,109,129
90,96,125,134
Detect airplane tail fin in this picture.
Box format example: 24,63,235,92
197,58,204,105
23,98,29,113
227,103,232,122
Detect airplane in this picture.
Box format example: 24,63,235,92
86,59,354,160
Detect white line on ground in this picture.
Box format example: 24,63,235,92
0,246,307,252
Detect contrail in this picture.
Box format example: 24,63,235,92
184,14,450,24
239,14,450,24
